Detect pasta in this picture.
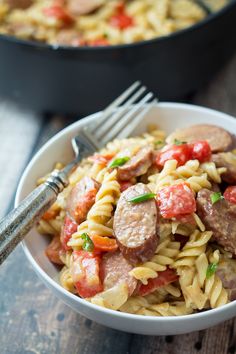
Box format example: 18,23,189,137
130,235,180,284
38,123,236,317
0,0,228,47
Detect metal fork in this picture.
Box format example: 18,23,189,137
0,81,157,264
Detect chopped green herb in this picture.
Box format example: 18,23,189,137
108,157,130,168
128,193,156,203
173,139,187,146
81,233,94,252
210,192,224,204
155,140,164,145
206,262,218,279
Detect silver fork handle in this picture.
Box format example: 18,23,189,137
0,170,68,265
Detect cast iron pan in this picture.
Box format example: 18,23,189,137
0,1,236,115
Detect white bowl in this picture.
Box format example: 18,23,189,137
15,103,236,335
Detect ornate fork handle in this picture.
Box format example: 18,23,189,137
0,169,68,265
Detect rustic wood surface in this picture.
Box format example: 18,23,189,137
1,54,236,354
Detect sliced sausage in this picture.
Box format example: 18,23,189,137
212,152,236,184
101,251,137,296
197,188,236,255
7,0,32,9
117,145,153,181
166,124,233,152
217,257,236,301
45,235,63,265
114,183,158,265
67,0,104,15
54,30,83,47
66,177,100,224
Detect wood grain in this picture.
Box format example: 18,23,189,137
1,55,236,353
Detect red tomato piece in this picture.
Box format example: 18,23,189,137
174,213,196,225
45,235,64,265
157,182,196,218
60,215,77,251
191,140,211,163
43,5,74,25
88,38,110,46
119,180,133,192
110,13,133,29
156,144,192,167
91,235,118,252
138,269,178,296
42,207,60,221
224,186,236,204
88,153,115,165
71,251,103,298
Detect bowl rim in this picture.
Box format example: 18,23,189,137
1,0,235,52
15,101,236,322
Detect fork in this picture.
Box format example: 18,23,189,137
0,81,157,264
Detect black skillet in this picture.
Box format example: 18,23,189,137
0,1,236,115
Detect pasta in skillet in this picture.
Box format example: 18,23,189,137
38,122,236,316
0,0,228,47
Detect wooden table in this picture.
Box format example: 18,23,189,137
1,55,236,354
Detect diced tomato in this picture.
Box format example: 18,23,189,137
174,213,196,225
45,235,64,265
88,38,110,46
110,2,133,30
91,235,118,252
88,153,115,165
174,234,189,248
157,182,196,218
60,215,77,251
74,189,97,224
42,207,60,221
224,186,236,204
138,269,178,296
156,144,192,167
191,140,211,163
71,250,103,298
43,5,74,25
110,13,133,29
119,180,133,192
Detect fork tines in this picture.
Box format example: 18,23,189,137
88,81,158,145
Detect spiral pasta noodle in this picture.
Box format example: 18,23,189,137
130,236,180,284
87,169,120,237
38,124,233,317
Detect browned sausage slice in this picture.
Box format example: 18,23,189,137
67,0,104,16
45,235,63,265
114,183,158,265
217,257,236,301
117,145,153,181
101,251,137,296
54,30,82,46
166,124,233,152
66,177,100,224
212,152,236,184
7,0,32,9
197,188,236,255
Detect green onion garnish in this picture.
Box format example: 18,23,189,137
210,192,224,204
81,233,94,252
173,139,187,146
155,140,164,145
128,193,156,203
206,262,218,279
108,157,130,168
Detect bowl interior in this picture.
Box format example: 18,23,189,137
16,102,236,318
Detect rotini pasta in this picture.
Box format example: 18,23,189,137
0,0,227,46
39,123,235,317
